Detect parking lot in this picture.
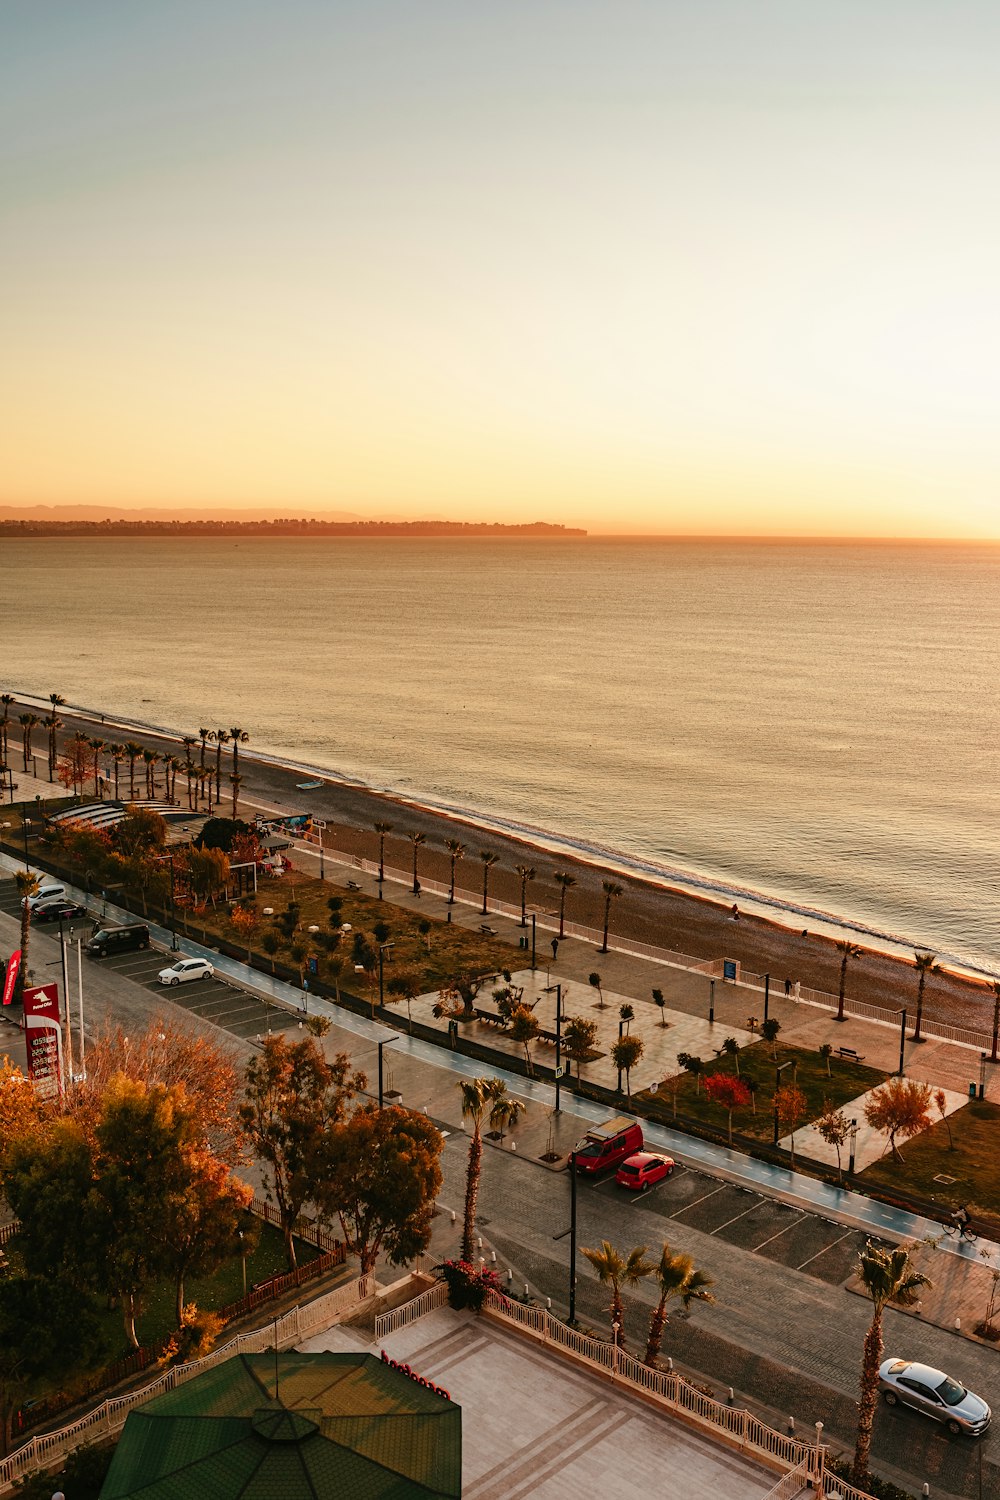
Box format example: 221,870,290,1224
1,880,296,1044
593,1162,886,1286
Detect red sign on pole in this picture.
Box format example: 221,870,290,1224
1,950,20,1007
22,983,63,1101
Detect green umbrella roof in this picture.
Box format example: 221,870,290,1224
100,1351,462,1499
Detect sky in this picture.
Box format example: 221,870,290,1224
3,1,1000,536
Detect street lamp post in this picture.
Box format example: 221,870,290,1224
22,815,30,869
531,913,536,971
616,1019,624,1092
378,942,394,1010
568,1149,578,1324
314,819,327,881
848,1118,859,1175
378,1034,399,1109
898,1009,907,1077
763,973,770,1023
708,979,715,1025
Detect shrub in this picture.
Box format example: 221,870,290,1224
437,1259,503,1313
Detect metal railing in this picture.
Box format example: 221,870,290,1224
373,1281,449,1339
759,1456,814,1499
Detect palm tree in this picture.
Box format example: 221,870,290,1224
89,737,106,796
374,820,394,884
852,1242,930,1484
198,727,212,770
835,940,863,1023
124,740,143,800
599,880,623,954
459,1076,509,1261
911,951,939,1043
580,1240,655,1347
444,838,465,904
14,871,40,1002
479,850,499,915
515,865,536,927
214,729,230,798
721,1036,740,1074
644,1244,715,1366
109,743,125,799
229,727,249,778
19,712,40,771
230,772,243,819
165,755,181,804
488,1090,525,1146
43,713,63,781
0,693,14,761
142,748,158,798
553,871,576,938
408,831,426,894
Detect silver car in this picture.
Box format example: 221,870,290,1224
879,1358,991,1436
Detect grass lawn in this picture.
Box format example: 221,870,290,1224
195,869,516,1001
859,1099,1000,1231
634,1040,887,1141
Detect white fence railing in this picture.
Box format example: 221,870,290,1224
373,1281,449,1340
0,1273,374,1494
759,1455,814,1499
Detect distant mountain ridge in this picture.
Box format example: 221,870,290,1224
1,515,586,537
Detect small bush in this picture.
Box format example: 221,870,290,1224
436,1260,503,1313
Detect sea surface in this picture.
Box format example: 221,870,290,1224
3,536,999,976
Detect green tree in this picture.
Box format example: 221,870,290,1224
580,1240,655,1347
386,965,423,1032
0,692,13,761
619,1003,634,1033
158,1148,254,1325
123,738,144,799
676,1051,705,1095
114,805,168,860
563,1015,598,1080
18,712,41,771
553,870,576,938
588,971,604,1009
261,927,282,973
195,816,251,853
0,1276,106,1457
818,1042,833,1076
316,1105,443,1276
374,819,394,884
229,726,249,778
863,1077,932,1163
479,849,499,914
912,951,940,1044
515,864,536,926
488,1090,525,1145
599,879,623,953
438,969,487,1020
720,1036,740,1074
652,987,667,1026
239,1036,365,1268
214,728,230,798
644,1245,714,1367
444,837,465,904
835,940,863,1023
509,1004,540,1076
187,845,230,906
612,1035,644,1098
458,1077,510,1262
760,1017,781,1058
230,771,243,818
852,1242,930,1484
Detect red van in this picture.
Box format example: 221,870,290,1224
573,1117,644,1175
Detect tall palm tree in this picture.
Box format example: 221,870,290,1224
14,871,40,1002
644,1244,715,1366
852,1242,930,1484
124,740,143,800
229,727,249,778
19,712,41,771
408,831,426,894
374,820,394,884
89,737,106,797
183,758,196,810
580,1240,655,1347
459,1076,510,1262
230,772,243,819
198,727,212,770
600,880,623,954
43,713,63,781
109,743,125,799
0,693,14,761
553,871,576,938
214,729,230,798
835,940,863,1023
911,951,940,1043
444,838,465,904
479,850,499,915
515,864,536,927
165,755,182,804
142,748,158,798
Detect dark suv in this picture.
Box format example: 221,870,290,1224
85,923,151,958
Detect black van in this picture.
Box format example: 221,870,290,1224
85,923,151,958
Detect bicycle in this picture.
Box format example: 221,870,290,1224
942,1219,978,1243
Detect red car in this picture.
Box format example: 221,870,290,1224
616,1152,675,1191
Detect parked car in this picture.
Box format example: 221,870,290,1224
85,923,151,958
879,1358,991,1436
22,883,67,911
616,1152,675,1191
158,957,214,986
574,1117,644,1175
32,898,86,923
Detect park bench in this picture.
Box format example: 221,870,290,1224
836,1046,865,1062
480,923,498,936
474,1009,507,1029
346,879,361,891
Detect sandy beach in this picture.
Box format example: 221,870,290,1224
9,696,993,1040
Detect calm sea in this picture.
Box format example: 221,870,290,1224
4,536,999,975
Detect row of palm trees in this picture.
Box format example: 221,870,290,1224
374,820,625,952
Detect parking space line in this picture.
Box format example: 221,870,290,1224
669,1183,728,1217
753,1215,805,1250
795,1229,855,1270
712,1201,764,1233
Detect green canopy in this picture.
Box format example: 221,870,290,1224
100,1350,462,1499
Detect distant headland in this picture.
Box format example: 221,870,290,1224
0,517,586,538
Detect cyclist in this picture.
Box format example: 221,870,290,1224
952,1204,972,1239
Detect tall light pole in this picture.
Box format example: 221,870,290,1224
378,941,394,1010
898,1009,907,1078
314,819,326,881
763,972,770,1023
773,1058,796,1146
378,1034,399,1109
544,983,563,1112
568,1149,578,1324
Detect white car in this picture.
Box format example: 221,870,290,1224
158,958,215,987
23,883,67,911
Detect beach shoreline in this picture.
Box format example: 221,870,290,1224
8,692,997,1037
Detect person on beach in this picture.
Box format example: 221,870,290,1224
731,904,740,921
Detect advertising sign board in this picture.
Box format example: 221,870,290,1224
1,950,20,1006
22,982,63,1100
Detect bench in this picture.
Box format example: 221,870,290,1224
836,1046,865,1062
474,1009,507,1029
346,880,361,891
480,924,497,936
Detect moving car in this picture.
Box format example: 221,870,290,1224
616,1152,675,1191
22,883,67,911
85,923,151,958
32,898,87,923
879,1358,991,1436
158,957,215,986
573,1117,644,1175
